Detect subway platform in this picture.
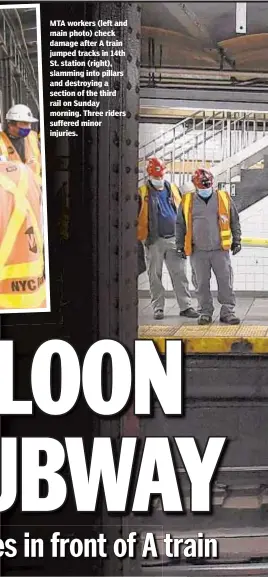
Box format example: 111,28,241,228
139,296,268,327
139,296,268,353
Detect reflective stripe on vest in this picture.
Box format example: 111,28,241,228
0,134,8,157
0,282,46,309
0,131,41,185
26,131,42,185
181,189,231,256
137,184,148,241
218,189,232,249
181,191,192,256
137,182,181,241
0,165,45,309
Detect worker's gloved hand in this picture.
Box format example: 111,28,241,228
231,242,241,256
176,248,187,259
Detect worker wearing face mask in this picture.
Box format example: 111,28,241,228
0,105,41,187
176,168,241,325
137,157,198,320
0,156,46,310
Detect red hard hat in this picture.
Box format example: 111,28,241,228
146,157,166,178
192,168,213,189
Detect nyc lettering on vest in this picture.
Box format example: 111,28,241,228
11,276,44,293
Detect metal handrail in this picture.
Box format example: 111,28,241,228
140,110,225,160
139,110,268,185
139,109,203,152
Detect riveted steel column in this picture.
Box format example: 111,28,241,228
0,4,104,575
85,3,141,575
117,2,141,349
0,2,141,574
90,1,140,350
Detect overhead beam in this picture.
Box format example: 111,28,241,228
141,86,268,100
140,87,268,109
141,101,268,113
140,67,268,80
163,2,236,70
163,2,212,43
139,107,268,121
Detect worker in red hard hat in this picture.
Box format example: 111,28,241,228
176,167,242,325
137,157,198,320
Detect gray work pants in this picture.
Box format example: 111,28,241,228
144,236,192,312
191,266,201,313
190,249,236,318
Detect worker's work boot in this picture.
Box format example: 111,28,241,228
154,309,164,320
198,314,212,325
180,307,199,319
220,313,240,325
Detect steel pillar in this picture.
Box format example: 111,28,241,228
89,3,140,349
0,2,141,575
84,2,141,574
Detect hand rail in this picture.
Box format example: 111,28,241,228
139,110,268,185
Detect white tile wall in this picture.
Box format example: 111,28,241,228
138,196,268,293
139,124,171,147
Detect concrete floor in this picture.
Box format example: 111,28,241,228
139,296,268,326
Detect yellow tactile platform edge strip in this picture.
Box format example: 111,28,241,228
138,325,268,354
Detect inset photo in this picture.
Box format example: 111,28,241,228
0,3,49,313
138,2,268,340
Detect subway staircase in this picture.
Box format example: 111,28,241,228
234,155,268,212
139,111,268,203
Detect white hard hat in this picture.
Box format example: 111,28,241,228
6,104,38,123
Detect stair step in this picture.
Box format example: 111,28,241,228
233,162,268,214
240,168,268,182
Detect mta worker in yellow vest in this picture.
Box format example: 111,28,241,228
176,168,241,326
138,157,198,320
0,156,46,310
0,105,41,186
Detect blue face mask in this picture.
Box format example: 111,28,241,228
151,178,164,190
197,187,213,199
18,127,31,138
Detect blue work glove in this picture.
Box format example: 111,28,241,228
231,242,241,256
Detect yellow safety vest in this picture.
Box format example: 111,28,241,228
0,162,45,309
181,189,232,256
137,182,181,241
0,130,42,187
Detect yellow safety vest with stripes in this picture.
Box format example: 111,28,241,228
0,162,46,310
181,189,232,256
0,130,42,187
137,182,181,241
